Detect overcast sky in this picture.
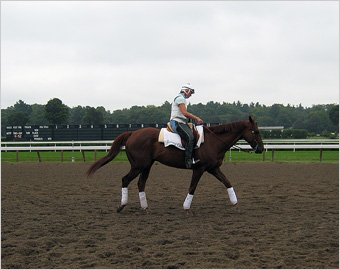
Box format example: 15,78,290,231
1,1,339,112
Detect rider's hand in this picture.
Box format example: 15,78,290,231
197,118,204,125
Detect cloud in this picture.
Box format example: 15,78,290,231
1,1,338,111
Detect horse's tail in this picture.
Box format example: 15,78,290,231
86,131,132,177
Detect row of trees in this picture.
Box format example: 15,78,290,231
1,98,339,136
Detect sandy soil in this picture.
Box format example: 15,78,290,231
1,162,339,269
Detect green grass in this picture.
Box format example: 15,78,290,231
1,151,127,163
1,150,339,163
226,150,339,163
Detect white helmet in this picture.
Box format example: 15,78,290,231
181,83,195,97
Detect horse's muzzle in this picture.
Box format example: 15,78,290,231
253,144,264,154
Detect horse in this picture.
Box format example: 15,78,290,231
86,115,264,213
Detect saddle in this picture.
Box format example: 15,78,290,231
158,123,204,150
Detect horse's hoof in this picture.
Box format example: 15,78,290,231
185,209,194,217
141,208,149,214
117,204,126,213
233,204,240,213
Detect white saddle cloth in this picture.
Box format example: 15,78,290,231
158,125,204,150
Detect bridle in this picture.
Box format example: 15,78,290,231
231,128,260,153
249,129,261,153
203,124,261,154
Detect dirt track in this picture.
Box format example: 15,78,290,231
1,162,339,269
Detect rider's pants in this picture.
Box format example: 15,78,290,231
176,122,195,164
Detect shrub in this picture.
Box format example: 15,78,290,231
292,129,308,139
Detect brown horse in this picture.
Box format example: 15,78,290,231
86,115,264,213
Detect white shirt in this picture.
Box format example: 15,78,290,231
170,93,187,124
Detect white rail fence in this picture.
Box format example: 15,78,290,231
1,139,338,163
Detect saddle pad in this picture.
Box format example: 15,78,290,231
158,125,204,150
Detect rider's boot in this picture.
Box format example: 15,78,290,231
185,145,200,169
185,158,193,169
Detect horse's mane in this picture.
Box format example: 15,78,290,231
208,121,248,134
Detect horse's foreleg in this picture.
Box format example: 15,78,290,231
137,164,153,211
208,167,238,207
183,169,204,211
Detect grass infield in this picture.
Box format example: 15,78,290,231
1,150,338,163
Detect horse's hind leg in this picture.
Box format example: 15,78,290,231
117,168,142,213
137,163,154,211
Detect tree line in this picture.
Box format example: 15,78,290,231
1,98,339,137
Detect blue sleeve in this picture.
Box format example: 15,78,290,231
175,96,186,105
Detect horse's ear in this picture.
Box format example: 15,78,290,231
249,115,254,123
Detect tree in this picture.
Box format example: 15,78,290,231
270,104,284,118
329,105,339,126
69,106,86,124
292,119,306,130
276,112,292,128
1,97,339,137
110,109,129,123
8,111,29,126
256,116,275,127
45,98,68,124
306,112,327,134
14,100,32,115
96,106,110,123
29,104,49,125
3,100,32,127
138,106,166,123
82,106,104,125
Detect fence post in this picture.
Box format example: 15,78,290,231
319,149,323,164
72,141,75,162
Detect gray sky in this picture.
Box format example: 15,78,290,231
1,1,339,112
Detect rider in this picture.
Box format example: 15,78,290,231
170,83,204,169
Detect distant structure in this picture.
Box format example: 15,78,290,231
5,124,286,142
258,126,284,132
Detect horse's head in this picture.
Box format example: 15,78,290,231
242,116,264,154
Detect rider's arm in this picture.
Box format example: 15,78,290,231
179,104,203,124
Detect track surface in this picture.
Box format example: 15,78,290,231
1,162,339,269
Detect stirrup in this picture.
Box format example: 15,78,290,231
185,158,200,169
192,158,200,164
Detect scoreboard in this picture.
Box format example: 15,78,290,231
5,123,168,141
6,125,53,141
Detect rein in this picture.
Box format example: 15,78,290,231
203,125,252,153
232,144,252,153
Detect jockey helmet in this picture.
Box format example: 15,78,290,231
181,83,195,97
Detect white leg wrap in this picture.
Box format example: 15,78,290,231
183,194,194,210
121,187,128,205
139,192,148,210
227,187,238,205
